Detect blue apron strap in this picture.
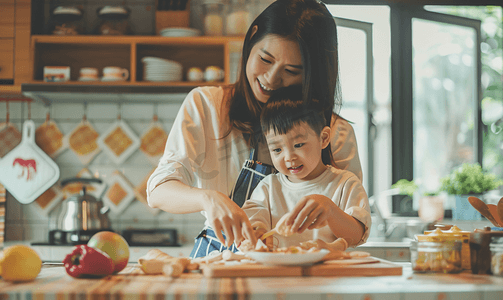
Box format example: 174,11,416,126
229,146,274,207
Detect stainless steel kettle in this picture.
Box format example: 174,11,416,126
57,177,111,231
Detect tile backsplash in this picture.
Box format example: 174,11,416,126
0,95,206,245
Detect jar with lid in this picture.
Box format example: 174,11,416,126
411,240,462,273
490,236,503,276
50,6,84,35
225,0,251,36
94,6,132,35
203,0,224,36
412,229,463,273
424,226,471,270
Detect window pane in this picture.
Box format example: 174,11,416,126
412,18,478,194
338,27,368,188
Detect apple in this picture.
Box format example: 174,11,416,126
87,231,130,273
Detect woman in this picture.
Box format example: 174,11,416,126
147,0,363,258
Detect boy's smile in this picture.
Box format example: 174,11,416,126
265,122,331,183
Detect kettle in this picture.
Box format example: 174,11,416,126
57,177,111,231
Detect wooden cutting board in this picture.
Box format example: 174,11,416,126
202,257,402,278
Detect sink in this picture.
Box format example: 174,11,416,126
363,237,414,246
348,237,413,262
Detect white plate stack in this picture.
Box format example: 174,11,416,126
141,56,183,82
159,27,201,37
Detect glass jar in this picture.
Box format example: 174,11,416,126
50,6,84,35
410,240,462,273
225,0,251,36
95,6,132,35
490,236,503,276
203,0,224,36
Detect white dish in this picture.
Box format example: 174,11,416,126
78,77,99,81
101,77,126,82
160,27,201,37
246,249,329,266
145,70,181,75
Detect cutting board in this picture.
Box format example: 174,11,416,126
202,257,402,278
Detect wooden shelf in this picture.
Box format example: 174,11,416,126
31,35,244,45
25,35,244,103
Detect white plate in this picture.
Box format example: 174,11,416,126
101,77,126,82
246,249,329,266
78,77,99,81
160,27,201,37
142,56,182,66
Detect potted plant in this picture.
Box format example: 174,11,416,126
392,179,445,222
440,163,503,220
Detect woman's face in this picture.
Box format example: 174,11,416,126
246,35,303,103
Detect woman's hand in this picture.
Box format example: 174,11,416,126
202,190,257,247
286,194,336,234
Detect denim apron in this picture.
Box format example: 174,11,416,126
189,147,275,258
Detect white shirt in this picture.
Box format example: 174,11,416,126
147,86,364,228
242,166,371,247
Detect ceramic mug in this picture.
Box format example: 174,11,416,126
102,66,129,80
79,67,99,81
187,67,204,82
204,66,224,82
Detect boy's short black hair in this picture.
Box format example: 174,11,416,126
260,85,334,166
260,85,327,136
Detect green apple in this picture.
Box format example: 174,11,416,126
87,231,130,273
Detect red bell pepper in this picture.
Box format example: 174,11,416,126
63,244,115,278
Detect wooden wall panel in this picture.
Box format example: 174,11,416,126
0,0,15,38
14,0,32,84
0,38,14,79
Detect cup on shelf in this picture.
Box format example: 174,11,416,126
78,67,99,81
187,67,204,82
102,66,129,81
204,66,224,82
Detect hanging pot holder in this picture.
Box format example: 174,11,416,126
0,120,60,204
97,119,140,165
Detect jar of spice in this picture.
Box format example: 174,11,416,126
50,6,84,35
412,229,463,273
490,236,503,276
225,0,251,36
95,6,132,35
202,0,224,36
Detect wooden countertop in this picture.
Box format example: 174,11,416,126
1,263,503,299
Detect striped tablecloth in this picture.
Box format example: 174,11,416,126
1,264,503,300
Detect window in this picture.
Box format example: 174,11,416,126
327,2,502,216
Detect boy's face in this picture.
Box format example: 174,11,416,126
265,122,331,183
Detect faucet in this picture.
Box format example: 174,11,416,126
369,188,401,238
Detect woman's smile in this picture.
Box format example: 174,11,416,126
246,35,303,103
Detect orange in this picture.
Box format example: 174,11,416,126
0,245,42,282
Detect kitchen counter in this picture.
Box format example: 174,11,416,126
1,263,503,299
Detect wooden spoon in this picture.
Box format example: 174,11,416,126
468,196,500,227
487,204,503,227
498,197,503,228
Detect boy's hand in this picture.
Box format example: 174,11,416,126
251,223,274,250
286,194,335,234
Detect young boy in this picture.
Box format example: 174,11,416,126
242,86,371,248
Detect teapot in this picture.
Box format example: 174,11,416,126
56,177,111,232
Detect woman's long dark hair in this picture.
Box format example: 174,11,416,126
227,0,341,153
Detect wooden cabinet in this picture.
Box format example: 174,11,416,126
30,35,243,87
0,0,31,94
0,0,15,38
0,39,14,80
